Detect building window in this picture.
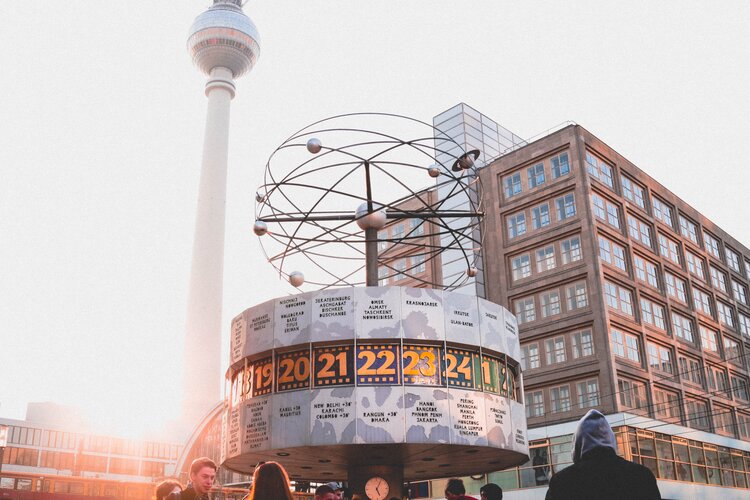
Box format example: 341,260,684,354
378,267,388,286
740,413,750,439
592,193,620,228
706,365,730,397
652,197,674,228
653,388,681,421
679,356,704,386
709,266,727,293
577,379,600,408
647,343,673,374
571,329,594,358
618,379,647,411
604,281,633,316
611,328,640,363
511,254,531,281
598,235,626,272
640,298,666,330
566,282,588,310
551,152,570,178
507,213,527,239
627,215,652,248
528,162,545,188
634,255,659,289
671,312,694,343
409,218,425,237
540,290,562,318
684,399,710,430
717,301,735,329
526,390,544,417
738,312,750,337
532,203,551,230
726,247,741,272
731,279,747,305
699,325,720,355
521,343,540,370
394,259,407,280
392,223,405,241
412,254,426,273
658,234,681,265
664,272,687,303
545,336,566,365
585,151,614,188
556,193,576,221
692,287,713,317
686,251,705,280
745,260,750,281
679,215,699,245
703,231,721,259
561,236,582,264
536,245,556,273
723,336,740,363
515,297,536,324
621,175,646,209
550,385,571,413
731,375,750,401
504,172,522,198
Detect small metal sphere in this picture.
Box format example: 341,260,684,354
306,138,322,154
354,202,387,230
253,220,268,236
255,191,265,203
466,267,478,277
427,166,440,178
289,271,305,288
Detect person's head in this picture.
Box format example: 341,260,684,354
444,478,466,499
326,482,343,500
479,482,503,500
247,461,294,500
155,480,182,500
572,409,616,463
189,457,217,495
314,484,336,500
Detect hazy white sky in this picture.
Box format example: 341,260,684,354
1,1,749,439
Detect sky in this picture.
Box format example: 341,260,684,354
1,1,749,441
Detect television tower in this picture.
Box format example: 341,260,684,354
182,0,260,431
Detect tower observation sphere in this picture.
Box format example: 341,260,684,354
187,0,261,78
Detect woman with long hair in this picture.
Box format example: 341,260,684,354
154,479,182,500
247,461,295,500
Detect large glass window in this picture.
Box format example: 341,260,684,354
527,162,545,188
627,215,652,248
540,290,561,318
565,282,588,310
726,247,741,272
672,312,694,343
514,297,536,324
531,203,551,230
526,390,544,417
686,251,705,280
611,329,640,363
511,254,531,281
652,197,674,228
658,234,681,265
709,266,728,293
545,336,566,364
551,152,570,178
621,175,646,209
577,379,600,408
598,235,627,272
556,193,576,221
640,298,666,330
634,255,659,289
507,213,526,239
592,194,620,228
504,172,522,198
647,342,673,373
521,343,540,370
571,329,594,358
692,287,713,317
679,215,699,244
731,279,747,304
703,231,721,259
678,355,704,386
585,151,614,188
665,272,687,303
618,379,647,411
717,301,735,329
699,325,720,355
561,236,582,264
536,245,556,273
550,385,571,413
604,281,633,316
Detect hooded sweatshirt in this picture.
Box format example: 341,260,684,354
572,409,617,462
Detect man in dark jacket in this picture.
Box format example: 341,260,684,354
545,410,661,500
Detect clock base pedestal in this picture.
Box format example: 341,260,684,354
348,464,403,500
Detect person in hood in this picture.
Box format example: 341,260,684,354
545,410,661,500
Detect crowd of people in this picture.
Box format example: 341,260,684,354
155,410,660,500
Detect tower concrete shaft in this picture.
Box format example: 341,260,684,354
182,67,236,430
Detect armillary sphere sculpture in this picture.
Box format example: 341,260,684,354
253,112,483,290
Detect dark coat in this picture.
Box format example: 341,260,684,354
544,447,661,500
180,485,210,500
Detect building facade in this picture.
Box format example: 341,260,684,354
378,106,750,498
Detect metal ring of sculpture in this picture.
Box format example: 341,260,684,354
254,112,484,291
